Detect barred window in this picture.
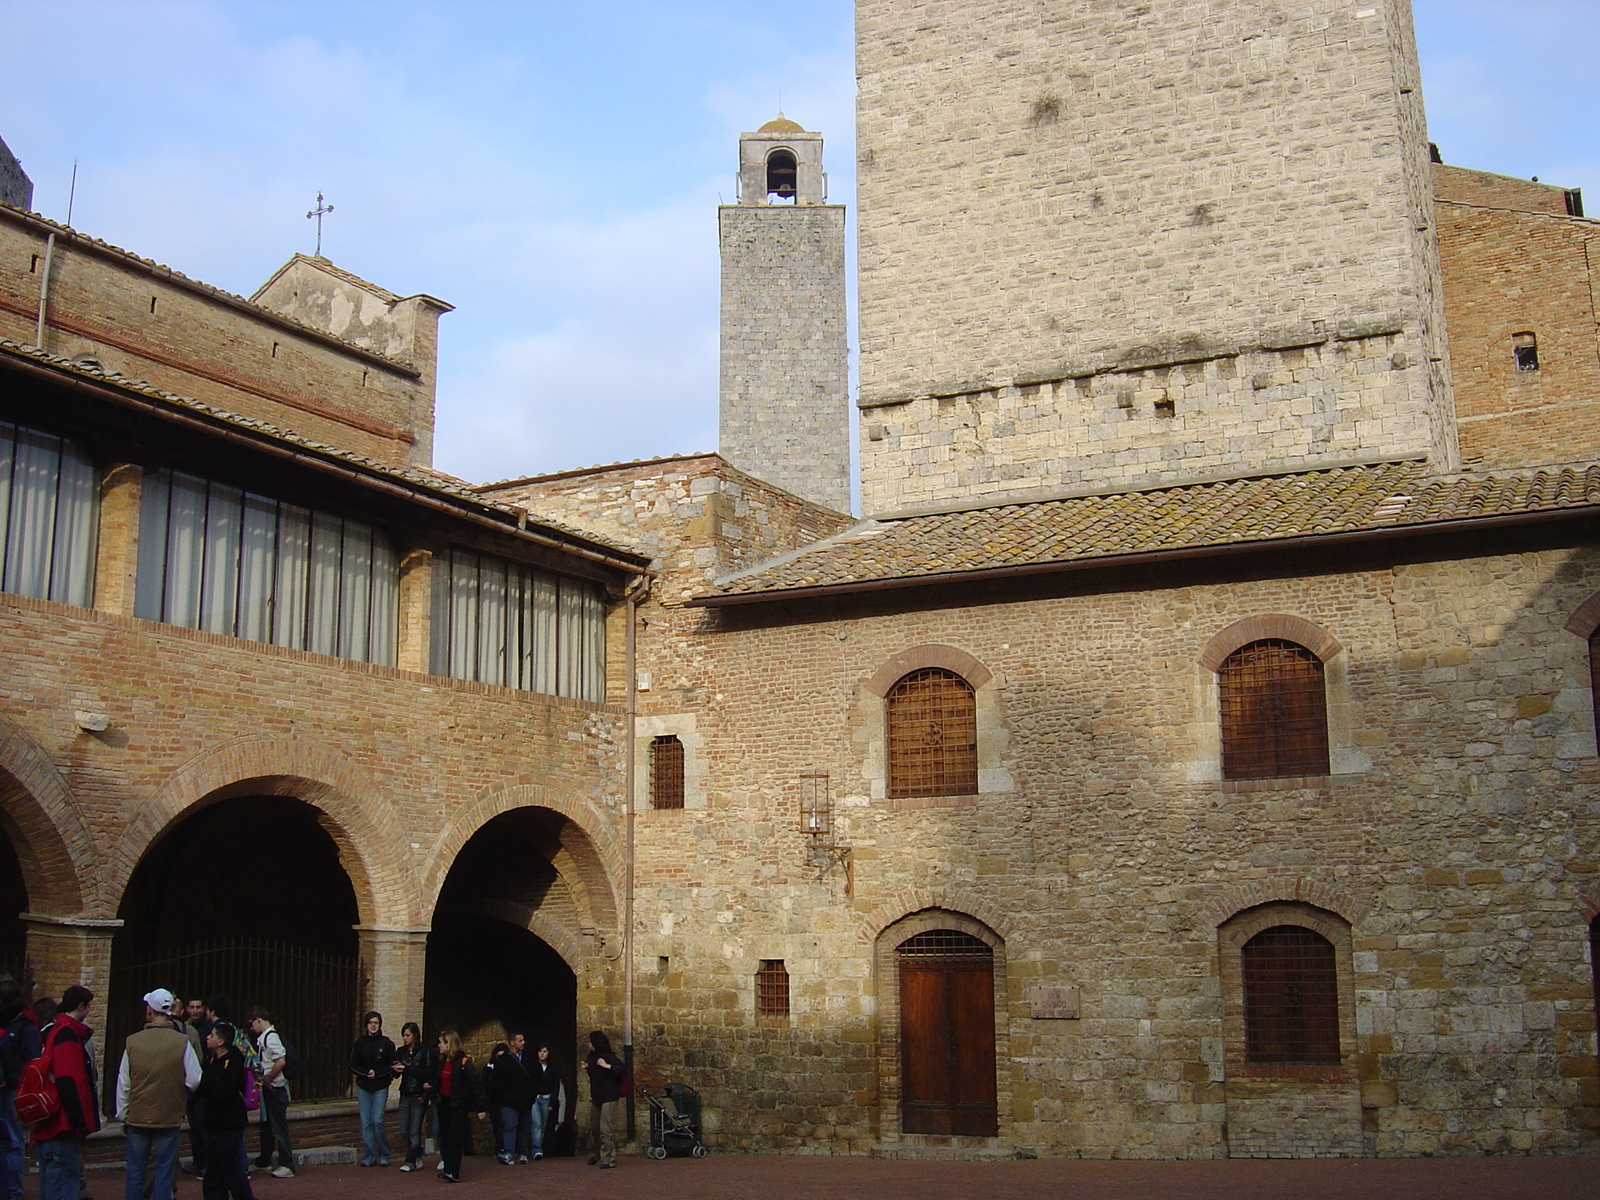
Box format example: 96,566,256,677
756,960,790,1018
887,668,978,798
1218,639,1330,780
429,547,605,701
650,735,685,810
1242,925,1340,1064
135,468,395,664
0,421,98,607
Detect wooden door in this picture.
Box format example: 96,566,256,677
898,930,998,1136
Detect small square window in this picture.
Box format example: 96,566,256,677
1513,333,1539,373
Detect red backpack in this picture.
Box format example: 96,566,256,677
14,1026,62,1125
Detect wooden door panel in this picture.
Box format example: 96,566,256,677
900,962,952,1134
949,961,999,1135
899,952,998,1137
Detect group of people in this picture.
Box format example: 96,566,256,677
347,1012,566,1180
0,980,636,1199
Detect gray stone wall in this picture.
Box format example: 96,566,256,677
719,204,851,514
854,0,1457,513
0,135,33,212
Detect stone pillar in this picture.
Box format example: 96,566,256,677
396,549,432,675
93,463,143,616
23,913,122,1012
356,926,429,1024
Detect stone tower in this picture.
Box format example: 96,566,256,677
855,0,1456,515
719,116,850,513
0,134,33,211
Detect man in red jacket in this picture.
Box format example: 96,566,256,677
33,985,99,1200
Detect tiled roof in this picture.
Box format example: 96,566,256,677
0,337,644,562
703,460,1600,600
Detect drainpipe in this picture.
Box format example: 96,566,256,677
35,232,57,350
622,573,651,1141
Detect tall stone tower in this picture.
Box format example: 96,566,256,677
719,116,850,513
855,0,1455,515
0,134,33,211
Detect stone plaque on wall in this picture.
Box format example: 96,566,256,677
1029,986,1080,1019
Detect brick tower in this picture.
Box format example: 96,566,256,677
855,0,1456,515
718,116,850,513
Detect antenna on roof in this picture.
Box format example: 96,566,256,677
306,192,334,257
65,161,77,227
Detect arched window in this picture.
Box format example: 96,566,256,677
650,735,685,810
1218,639,1330,780
887,668,978,798
766,149,798,200
1242,925,1340,1064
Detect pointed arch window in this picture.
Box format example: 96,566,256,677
1218,639,1330,780
887,668,978,798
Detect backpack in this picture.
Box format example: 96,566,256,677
279,1035,303,1081
14,1026,62,1125
242,1062,261,1112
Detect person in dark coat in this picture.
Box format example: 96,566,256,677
582,1030,626,1170
393,1022,436,1172
197,1022,256,1200
486,1037,536,1165
349,1012,397,1167
433,1030,485,1183
528,1042,560,1161
0,979,38,1200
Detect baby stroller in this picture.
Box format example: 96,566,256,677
643,1082,707,1159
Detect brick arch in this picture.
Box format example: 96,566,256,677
1197,614,1343,672
0,714,93,916
110,737,414,929
865,644,994,698
1577,883,1600,924
856,888,1013,945
1562,590,1600,640
421,783,622,941
1211,878,1370,929
474,899,592,973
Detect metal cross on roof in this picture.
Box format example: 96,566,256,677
306,192,334,257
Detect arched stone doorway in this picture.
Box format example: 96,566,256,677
109,795,362,1106
427,807,610,1157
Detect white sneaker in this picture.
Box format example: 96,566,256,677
271,1166,296,1179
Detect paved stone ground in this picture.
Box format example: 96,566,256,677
76,1153,1600,1200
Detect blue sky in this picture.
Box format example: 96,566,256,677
1,2,1595,489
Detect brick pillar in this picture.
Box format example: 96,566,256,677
396,549,432,674
93,463,143,616
357,926,429,1026
22,913,121,1013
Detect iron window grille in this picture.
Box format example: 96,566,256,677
756,959,790,1018
1218,639,1330,780
650,736,685,810
1241,925,1341,1064
897,929,992,960
887,668,979,798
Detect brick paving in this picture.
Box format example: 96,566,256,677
71,1152,1600,1200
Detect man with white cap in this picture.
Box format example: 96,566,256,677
116,988,201,1200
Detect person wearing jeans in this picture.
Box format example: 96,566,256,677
247,1010,295,1178
393,1022,436,1171
349,1012,396,1167
528,1043,559,1161
115,987,200,1200
0,979,40,1200
34,987,100,1200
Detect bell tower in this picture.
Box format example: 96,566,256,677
718,116,850,513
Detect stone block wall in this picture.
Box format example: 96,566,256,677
611,541,1600,1157
1433,168,1600,471
0,208,435,468
854,0,1455,511
719,204,851,513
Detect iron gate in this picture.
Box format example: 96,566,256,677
106,938,359,1112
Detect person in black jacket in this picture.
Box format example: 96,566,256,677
528,1042,560,1161
350,1011,397,1167
486,1035,536,1165
198,1022,256,1200
0,978,39,1200
583,1030,626,1170
433,1029,486,1183
393,1022,436,1172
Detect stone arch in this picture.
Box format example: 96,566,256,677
865,644,994,698
857,889,1013,945
421,782,622,939
473,898,591,973
1197,614,1343,671
1212,878,1370,928
1562,589,1600,640
0,712,94,917
110,737,414,929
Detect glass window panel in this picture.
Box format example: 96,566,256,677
531,571,558,695
50,438,98,608
200,483,243,636
338,522,372,663
307,511,343,658
163,472,208,629
134,468,171,621
5,427,61,600
449,550,480,682
478,557,508,686
273,504,311,650
428,552,451,676
237,494,278,644
368,533,397,668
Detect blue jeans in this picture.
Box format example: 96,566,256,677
125,1126,181,1200
397,1094,427,1164
0,1090,23,1197
528,1095,550,1155
496,1105,527,1158
36,1134,80,1200
357,1086,391,1164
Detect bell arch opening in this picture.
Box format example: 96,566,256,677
109,794,362,1108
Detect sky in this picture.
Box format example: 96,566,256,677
1,1,1596,492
